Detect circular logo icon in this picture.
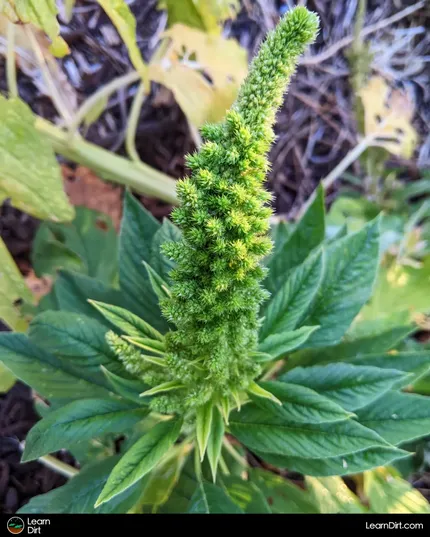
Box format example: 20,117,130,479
7,517,24,535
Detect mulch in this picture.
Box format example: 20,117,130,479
1,0,430,513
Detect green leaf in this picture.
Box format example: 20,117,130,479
306,476,365,513
207,406,224,481
281,363,408,411
364,468,430,514
125,335,166,355
160,0,240,33
0,362,14,392
350,352,430,387
0,237,33,332
230,405,389,460
357,391,430,445
142,261,171,301
0,333,106,399
18,457,141,514
265,184,325,295
98,0,147,76
188,482,243,514
221,477,271,513
89,301,164,341
0,96,73,221
295,314,415,366
249,469,317,513
28,311,125,390
156,459,199,513
196,400,213,461
151,218,181,281
101,366,149,404
301,217,381,348
258,326,320,359
1,0,70,57
260,249,324,338
253,381,353,424
23,399,148,461
255,446,410,477
32,207,118,285
119,192,168,332
42,271,125,321
140,380,184,397
247,381,282,406
95,418,182,507
135,451,186,511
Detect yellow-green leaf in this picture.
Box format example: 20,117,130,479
98,0,148,78
160,0,240,34
0,96,74,221
364,467,430,514
0,0,70,57
0,237,33,332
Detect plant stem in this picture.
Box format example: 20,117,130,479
26,27,72,125
38,454,79,479
298,133,376,218
222,438,249,468
126,81,147,164
261,359,284,381
68,71,141,139
35,117,179,204
6,22,18,98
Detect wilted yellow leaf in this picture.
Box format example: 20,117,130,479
0,0,70,57
149,24,247,127
358,76,418,159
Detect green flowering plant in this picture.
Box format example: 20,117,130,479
1,7,430,514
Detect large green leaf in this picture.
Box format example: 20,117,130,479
230,404,389,460
265,185,325,295
249,469,317,513
188,482,243,514
119,192,168,332
28,311,125,389
32,207,118,285
350,351,430,387
253,381,353,424
18,457,140,514
39,271,125,321
260,249,324,338
255,446,409,477
258,326,320,360
300,217,381,348
364,468,430,514
306,476,365,513
95,418,182,507
357,391,430,445
23,399,148,461
281,363,407,411
150,218,181,282
0,333,106,399
0,96,73,221
1,0,70,56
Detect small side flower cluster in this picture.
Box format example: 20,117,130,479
109,7,319,417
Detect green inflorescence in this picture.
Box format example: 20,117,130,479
108,7,319,417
